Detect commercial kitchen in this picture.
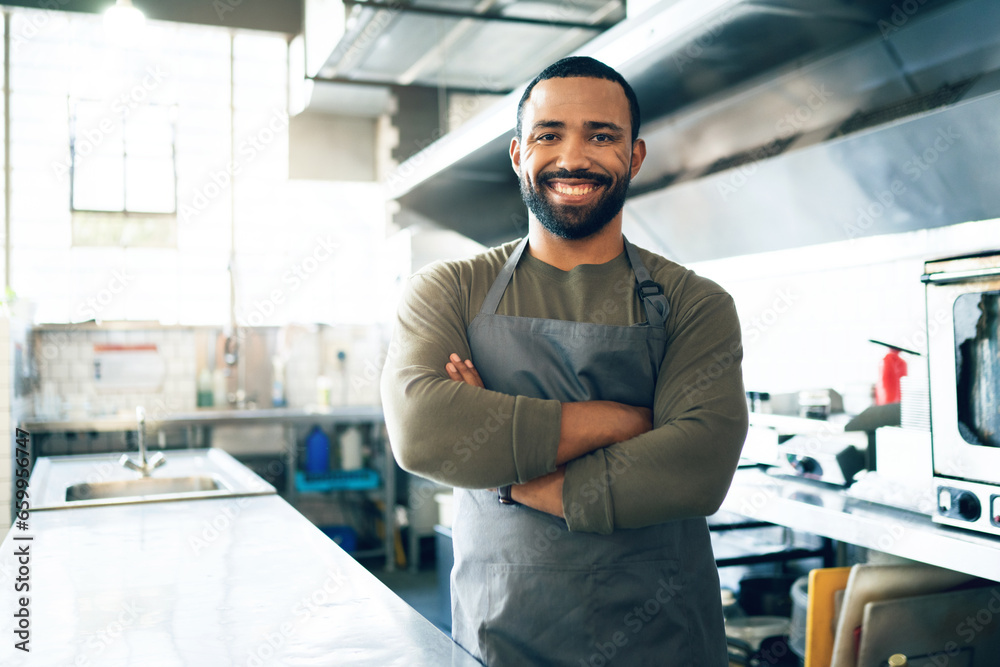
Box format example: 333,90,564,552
0,0,998,665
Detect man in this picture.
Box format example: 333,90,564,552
380,56,748,666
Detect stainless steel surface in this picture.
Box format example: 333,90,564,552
0,494,480,666
119,405,167,477
29,448,275,511
389,0,999,258
22,405,398,572
315,0,624,89
65,475,223,501
923,250,1000,537
722,467,1000,582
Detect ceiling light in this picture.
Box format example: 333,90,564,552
103,0,145,48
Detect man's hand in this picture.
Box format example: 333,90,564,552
511,467,565,517
445,353,484,388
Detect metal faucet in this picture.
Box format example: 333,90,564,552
120,406,166,476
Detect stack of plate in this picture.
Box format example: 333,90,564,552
900,374,930,431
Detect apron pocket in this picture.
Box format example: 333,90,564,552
483,560,688,667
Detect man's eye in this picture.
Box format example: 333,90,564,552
537,133,557,141
593,134,612,142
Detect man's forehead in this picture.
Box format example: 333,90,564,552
523,76,630,122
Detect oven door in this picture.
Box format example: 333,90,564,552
923,253,1000,533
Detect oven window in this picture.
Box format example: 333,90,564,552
955,290,1000,447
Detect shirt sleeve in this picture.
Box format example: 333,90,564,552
561,291,749,534
380,264,562,489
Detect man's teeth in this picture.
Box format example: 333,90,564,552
550,183,597,196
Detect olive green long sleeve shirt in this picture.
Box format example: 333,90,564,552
380,239,748,534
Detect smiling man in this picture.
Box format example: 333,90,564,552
381,57,748,666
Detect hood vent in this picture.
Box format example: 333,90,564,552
699,134,801,180
831,76,979,139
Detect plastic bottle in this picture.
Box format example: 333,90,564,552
197,369,214,407
305,426,330,475
271,356,286,408
340,426,363,470
876,348,907,405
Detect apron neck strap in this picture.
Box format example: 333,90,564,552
623,238,670,329
478,236,670,328
479,237,529,316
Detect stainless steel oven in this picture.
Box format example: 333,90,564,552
922,251,1000,536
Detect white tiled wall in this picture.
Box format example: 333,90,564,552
33,327,197,421
689,217,1000,407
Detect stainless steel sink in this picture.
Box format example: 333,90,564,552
65,475,225,502
30,448,276,510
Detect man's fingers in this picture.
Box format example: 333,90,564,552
446,353,485,387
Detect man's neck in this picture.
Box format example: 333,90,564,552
526,219,624,271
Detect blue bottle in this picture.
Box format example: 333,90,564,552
305,425,330,475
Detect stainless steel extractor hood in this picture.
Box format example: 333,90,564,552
387,0,1000,258
308,0,626,91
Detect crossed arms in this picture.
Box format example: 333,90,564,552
380,263,748,534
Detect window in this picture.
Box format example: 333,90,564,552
69,99,177,215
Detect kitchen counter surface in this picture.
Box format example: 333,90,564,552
722,466,1000,582
0,494,480,666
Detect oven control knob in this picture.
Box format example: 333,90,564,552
956,492,981,522
795,456,821,476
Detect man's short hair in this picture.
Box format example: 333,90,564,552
516,56,641,143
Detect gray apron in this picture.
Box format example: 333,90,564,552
452,237,728,666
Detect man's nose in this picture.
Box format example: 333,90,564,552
555,136,592,172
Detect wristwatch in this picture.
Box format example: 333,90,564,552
497,485,516,505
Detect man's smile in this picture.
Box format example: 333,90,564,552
547,181,602,198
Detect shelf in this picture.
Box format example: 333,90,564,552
722,467,1000,582
295,469,380,493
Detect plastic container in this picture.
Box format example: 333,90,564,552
789,575,809,659
197,369,214,407
304,425,331,474
340,426,363,470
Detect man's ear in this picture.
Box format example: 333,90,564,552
510,136,521,174
630,138,646,179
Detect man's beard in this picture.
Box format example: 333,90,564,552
520,168,631,240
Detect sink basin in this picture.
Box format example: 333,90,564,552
65,475,225,502
29,448,276,510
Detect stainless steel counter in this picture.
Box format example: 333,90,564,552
722,467,1000,582
0,494,480,666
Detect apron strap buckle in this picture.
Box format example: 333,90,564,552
637,280,663,300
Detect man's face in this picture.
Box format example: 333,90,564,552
511,76,645,240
